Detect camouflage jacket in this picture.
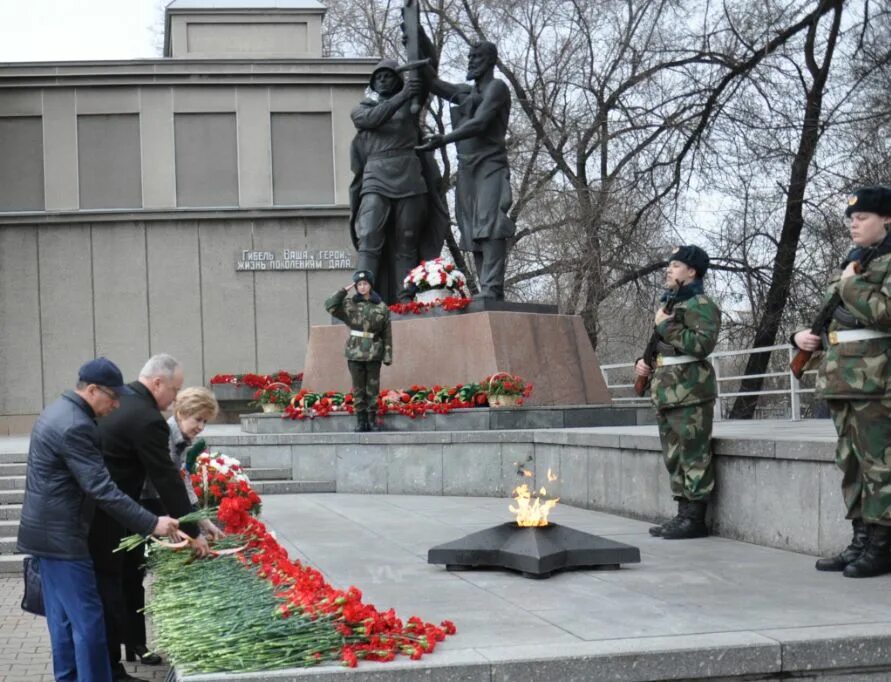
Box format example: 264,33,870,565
649,294,721,409
325,288,393,364
815,250,891,399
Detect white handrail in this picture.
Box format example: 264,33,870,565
600,343,818,421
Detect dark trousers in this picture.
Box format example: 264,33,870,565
472,238,507,300
122,497,164,651
355,193,427,297
39,557,114,682
348,360,382,415
89,508,127,670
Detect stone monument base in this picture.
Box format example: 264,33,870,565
301,311,610,406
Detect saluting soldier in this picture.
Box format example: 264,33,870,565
635,245,722,539
325,270,393,432
794,185,891,578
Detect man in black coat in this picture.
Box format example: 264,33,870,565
88,353,210,680
17,358,179,682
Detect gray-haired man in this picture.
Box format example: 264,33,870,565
89,354,209,680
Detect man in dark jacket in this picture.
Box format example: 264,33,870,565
88,353,209,679
17,358,179,682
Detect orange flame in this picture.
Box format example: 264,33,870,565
510,469,559,527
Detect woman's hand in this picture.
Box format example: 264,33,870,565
200,518,225,540
344,282,356,292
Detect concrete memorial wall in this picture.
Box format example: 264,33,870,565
0,1,376,433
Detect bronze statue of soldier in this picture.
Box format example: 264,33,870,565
349,59,449,304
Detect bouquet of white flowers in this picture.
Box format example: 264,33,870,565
403,258,470,300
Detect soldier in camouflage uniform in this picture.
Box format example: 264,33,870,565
794,185,891,578
635,245,721,539
325,270,393,432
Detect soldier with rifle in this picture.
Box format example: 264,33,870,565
793,186,891,578
634,246,721,539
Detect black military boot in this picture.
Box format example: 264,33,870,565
354,412,368,433
366,410,381,432
661,500,708,539
843,525,891,578
815,518,868,571
649,499,688,537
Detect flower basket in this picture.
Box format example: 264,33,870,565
482,371,533,408
488,394,521,408
252,381,293,412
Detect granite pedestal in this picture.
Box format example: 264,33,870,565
302,311,610,406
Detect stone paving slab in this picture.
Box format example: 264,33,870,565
169,494,890,681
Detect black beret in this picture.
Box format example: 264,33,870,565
669,245,709,277
845,185,891,217
352,270,374,285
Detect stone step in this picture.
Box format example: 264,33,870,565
0,462,27,476
0,504,22,520
0,536,16,554
252,480,334,495
0,490,25,504
244,467,291,481
0,475,26,490
0,451,28,464
0,553,25,574
0,520,19,537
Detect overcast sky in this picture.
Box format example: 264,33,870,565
0,0,164,62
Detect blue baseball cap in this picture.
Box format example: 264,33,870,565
77,358,135,395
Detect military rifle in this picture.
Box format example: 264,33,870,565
633,284,680,397
790,248,878,379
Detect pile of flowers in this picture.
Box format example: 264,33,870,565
389,296,472,315
191,452,261,515
403,258,470,295
210,371,303,389
285,389,353,419
142,478,456,673
283,379,526,420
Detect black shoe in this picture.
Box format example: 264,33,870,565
843,525,891,578
112,663,146,681
366,411,381,432
354,412,368,433
125,644,162,665
649,499,688,537
662,500,709,539
816,518,868,571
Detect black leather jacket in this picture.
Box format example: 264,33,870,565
16,391,156,560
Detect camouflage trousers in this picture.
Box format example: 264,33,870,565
655,401,715,502
827,397,891,524
348,360,381,415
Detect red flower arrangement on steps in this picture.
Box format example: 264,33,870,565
217,495,456,666
210,370,303,388
141,459,456,673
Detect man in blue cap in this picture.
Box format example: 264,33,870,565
17,358,180,682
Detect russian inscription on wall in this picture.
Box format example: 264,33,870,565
236,249,353,271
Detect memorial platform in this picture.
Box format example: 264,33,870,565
201,419,847,557
179,494,891,681
3,422,891,681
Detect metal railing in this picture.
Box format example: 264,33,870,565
600,343,817,421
